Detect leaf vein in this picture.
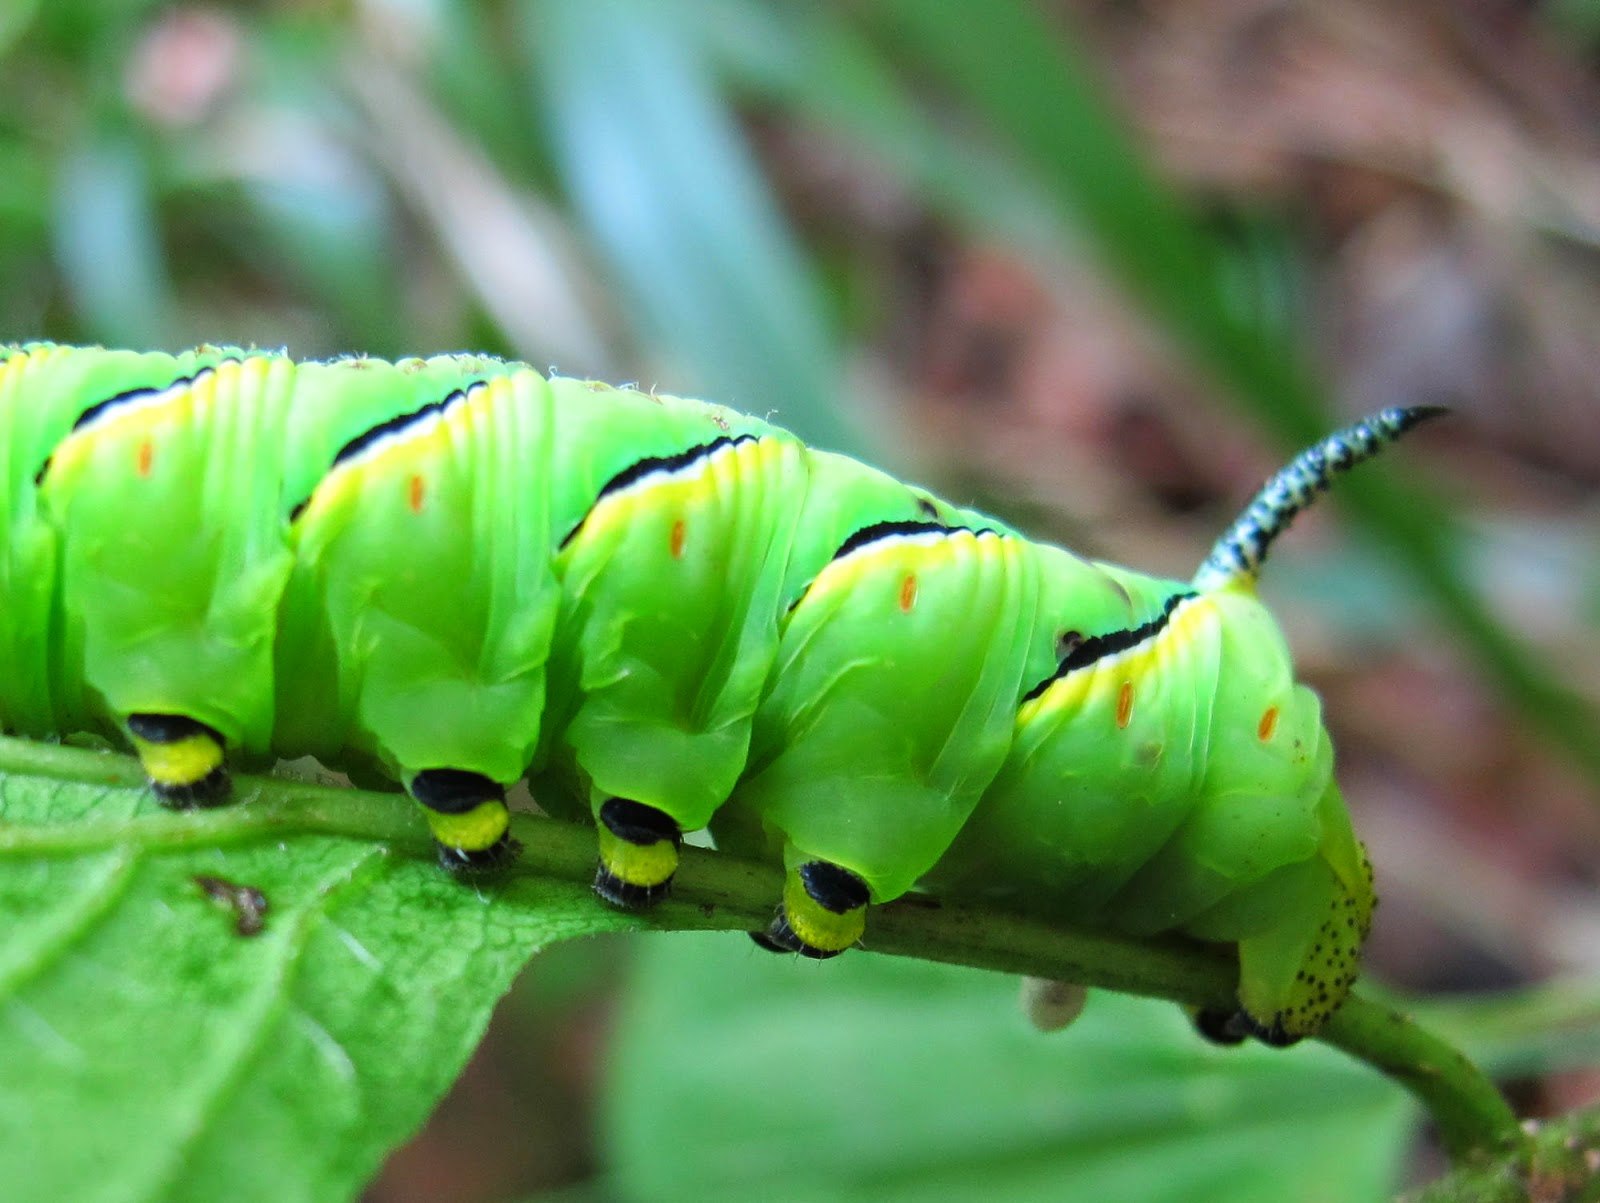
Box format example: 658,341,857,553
127,847,392,1203
0,846,141,1001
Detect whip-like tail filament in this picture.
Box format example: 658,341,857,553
1193,406,1447,593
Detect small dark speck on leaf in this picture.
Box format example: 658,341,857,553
194,874,270,937
699,903,717,918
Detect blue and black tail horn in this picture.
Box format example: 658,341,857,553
1193,406,1448,593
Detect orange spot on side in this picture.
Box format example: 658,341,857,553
1115,681,1135,729
408,474,425,513
899,574,918,612
1258,706,1280,742
136,440,154,478
669,518,687,559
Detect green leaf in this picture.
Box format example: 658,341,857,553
0,746,635,1203
605,933,1416,1203
0,742,1514,1196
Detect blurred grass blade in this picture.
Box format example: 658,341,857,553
0,0,38,59
524,0,856,452
201,102,404,354
869,0,1600,785
1545,0,1600,50
422,1,563,186
52,136,174,346
691,0,1064,256
346,54,616,372
867,0,1346,435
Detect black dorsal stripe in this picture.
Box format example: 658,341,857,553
593,434,749,502
34,365,219,487
1021,590,1196,704
785,519,992,615
289,382,480,522
70,369,207,434
328,384,477,470
559,434,753,550
828,519,988,564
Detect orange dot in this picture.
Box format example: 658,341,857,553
408,474,425,513
1258,706,1279,742
669,518,687,559
899,574,918,612
136,440,154,478
1116,681,1135,729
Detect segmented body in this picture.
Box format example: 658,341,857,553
0,343,1427,1040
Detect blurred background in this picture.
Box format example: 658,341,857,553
4,1,1600,1198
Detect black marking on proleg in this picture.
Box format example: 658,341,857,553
287,381,484,521
1022,591,1196,703
193,874,269,937
749,930,789,954
798,861,870,914
594,865,673,909
760,909,844,960
128,712,231,810
36,365,226,486
599,797,681,846
410,768,505,814
436,830,523,875
127,712,224,746
1199,1007,1301,1048
559,434,755,549
1193,1007,1250,1047
1241,1013,1302,1048
154,766,232,810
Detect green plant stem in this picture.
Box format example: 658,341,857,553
0,735,1523,1162
1317,998,1522,1164
1408,978,1600,1083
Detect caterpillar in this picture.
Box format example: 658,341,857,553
0,342,1440,1043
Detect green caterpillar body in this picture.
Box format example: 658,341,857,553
1,342,1425,1041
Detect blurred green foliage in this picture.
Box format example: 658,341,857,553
605,933,1411,1203
1547,0,1600,49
